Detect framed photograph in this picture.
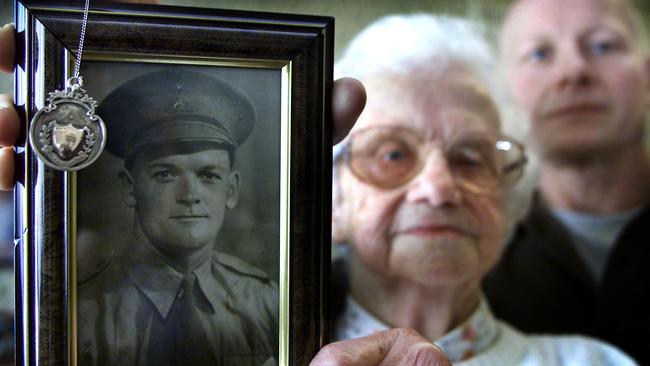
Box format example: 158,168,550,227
13,1,333,365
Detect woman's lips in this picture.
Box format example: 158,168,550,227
398,225,469,238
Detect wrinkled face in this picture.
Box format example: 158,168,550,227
122,149,239,258
502,0,650,163
335,68,507,288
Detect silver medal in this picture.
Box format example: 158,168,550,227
29,76,106,171
28,0,104,171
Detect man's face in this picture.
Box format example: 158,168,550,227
335,68,507,288
123,149,239,258
502,0,650,163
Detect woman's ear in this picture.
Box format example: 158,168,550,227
332,174,350,245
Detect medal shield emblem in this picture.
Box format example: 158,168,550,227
52,123,85,160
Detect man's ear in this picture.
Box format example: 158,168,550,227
118,168,137,208
226,170,240,209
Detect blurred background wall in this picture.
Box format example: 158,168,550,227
0,0,649,363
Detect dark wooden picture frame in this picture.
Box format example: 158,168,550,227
13,1,333,365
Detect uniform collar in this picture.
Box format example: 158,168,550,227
195,254,226,312
123,242,217,319
335,295,500,363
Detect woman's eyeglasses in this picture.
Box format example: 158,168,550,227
337,126,527,195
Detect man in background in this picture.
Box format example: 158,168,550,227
484,0,650,364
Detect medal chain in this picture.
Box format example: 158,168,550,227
72,0,91,85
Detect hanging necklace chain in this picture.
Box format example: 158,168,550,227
73,0,91,79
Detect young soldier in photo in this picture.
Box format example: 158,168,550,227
77,69,278,366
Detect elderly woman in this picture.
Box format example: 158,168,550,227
325,14,635,365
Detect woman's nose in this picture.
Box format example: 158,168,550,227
405,151,462,207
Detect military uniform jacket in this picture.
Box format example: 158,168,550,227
78,243,278,366
483,196,650,365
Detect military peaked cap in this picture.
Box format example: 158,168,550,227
99,69,255,159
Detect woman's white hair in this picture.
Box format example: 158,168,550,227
333,13,539,237
335,14,496,93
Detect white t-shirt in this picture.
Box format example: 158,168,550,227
552,207,641,282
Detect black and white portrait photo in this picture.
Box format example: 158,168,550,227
74,63,282,366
